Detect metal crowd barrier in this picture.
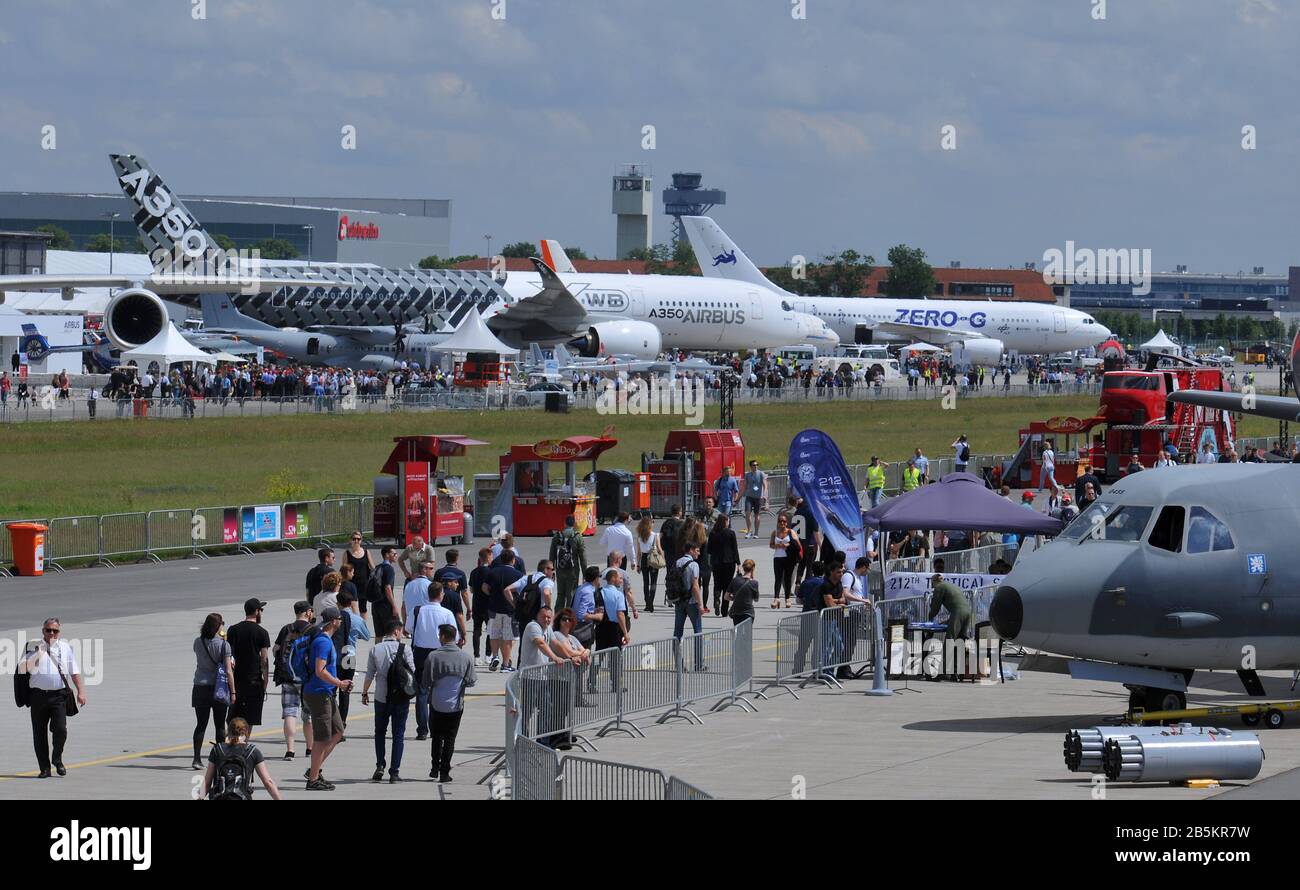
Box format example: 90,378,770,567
765,604,875,698
558,755,671,800
511,734,561,801
665,776,715,800
3,496,374,574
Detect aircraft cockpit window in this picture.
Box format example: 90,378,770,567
1147,505,1185,553
781,301,792,312
1101,505,1153,543
1186,506,1234,553
1060,500,1112,541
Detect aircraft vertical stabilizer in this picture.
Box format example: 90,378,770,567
109,154,219,260
682,216,782,291
540,240,578,274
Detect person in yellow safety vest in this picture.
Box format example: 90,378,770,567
901,459,922,493
865,455,890,509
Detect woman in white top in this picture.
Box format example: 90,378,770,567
769,512,801,609
635,516,665,612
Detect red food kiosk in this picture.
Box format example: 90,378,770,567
500,436,618,536
374,435,488,545
644,429,745,514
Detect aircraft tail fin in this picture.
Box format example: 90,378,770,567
18,323,50,361
109,153,218,261
540,240,578,274
681,216,780,291
200,293,276,331
553,343,571,367
528,342,545,367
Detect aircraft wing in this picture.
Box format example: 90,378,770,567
1167,389,1300,423
302,325,398,345
0,273,335,295
869,320,989,346
485,258,588,340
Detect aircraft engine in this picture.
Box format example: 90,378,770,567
569,320,662,359
951,338,1004,368
105,288,170,350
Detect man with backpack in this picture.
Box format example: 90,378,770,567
659,504,684,568
952,435,971,475
272,601,313,761
296,607,352,791
505,560,555,665
367,547,400,634
669,542,706,671
549,515,587,612
362,617,416,783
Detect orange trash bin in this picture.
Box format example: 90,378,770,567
6,522,47,576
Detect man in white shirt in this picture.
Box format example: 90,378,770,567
402,560,435,634
410,582,456,741
1197,443,1217,464
600,513,637,572
506,560,557,612
23,618,86,777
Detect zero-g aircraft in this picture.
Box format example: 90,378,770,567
93,154,835,361
990,339,1300,712
682,215,1112,364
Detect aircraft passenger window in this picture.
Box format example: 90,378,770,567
1147,506,1184,553
1102,506,1153,543
1186,507,1234,553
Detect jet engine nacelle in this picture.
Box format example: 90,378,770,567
951,338,1004,368
570,320,662,359
105,288,169,350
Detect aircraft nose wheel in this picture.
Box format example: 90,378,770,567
1130,686,1186,718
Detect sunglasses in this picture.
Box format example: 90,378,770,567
43,628,60,635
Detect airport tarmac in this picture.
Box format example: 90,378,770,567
2,535,1297,800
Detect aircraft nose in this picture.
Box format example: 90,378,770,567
989,584,1022,640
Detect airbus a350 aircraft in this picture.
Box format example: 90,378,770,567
72,154,835,360
990,335,1300,713
683,216,1111,364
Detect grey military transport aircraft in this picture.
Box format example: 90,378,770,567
989,332,1300,712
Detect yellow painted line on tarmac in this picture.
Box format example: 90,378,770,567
0,690,506,781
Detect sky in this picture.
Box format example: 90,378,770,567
1,0,1297,273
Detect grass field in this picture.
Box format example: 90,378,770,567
0,395,1277,517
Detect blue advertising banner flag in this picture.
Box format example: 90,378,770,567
788,429,865,565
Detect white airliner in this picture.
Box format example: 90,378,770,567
683,216,1111,365
0,154,837,367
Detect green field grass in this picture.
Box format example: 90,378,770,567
0,395,1277,517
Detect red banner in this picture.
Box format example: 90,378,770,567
402,462,430,546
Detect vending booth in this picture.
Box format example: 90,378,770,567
499,436,618,536
374,435,488,545
643,429,745,515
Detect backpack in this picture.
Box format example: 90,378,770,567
515,574,545,627
288,628,320,685
554,531,578,573
273,623,301,686
364,570,385,606
959,444,970,463
208,743,254,800
385,642,416,702
664,559,688,603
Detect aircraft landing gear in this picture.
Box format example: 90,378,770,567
1127,685,1187,715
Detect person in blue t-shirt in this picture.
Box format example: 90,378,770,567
713,466,740,516
482,558,524,672
303,607,352,791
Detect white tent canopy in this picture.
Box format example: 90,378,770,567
429,309,518,356
1140,329,1180,353
898,342,944,354
120,322,217,372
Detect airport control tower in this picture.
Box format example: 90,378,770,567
612,164,652,259
663,172,726,248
